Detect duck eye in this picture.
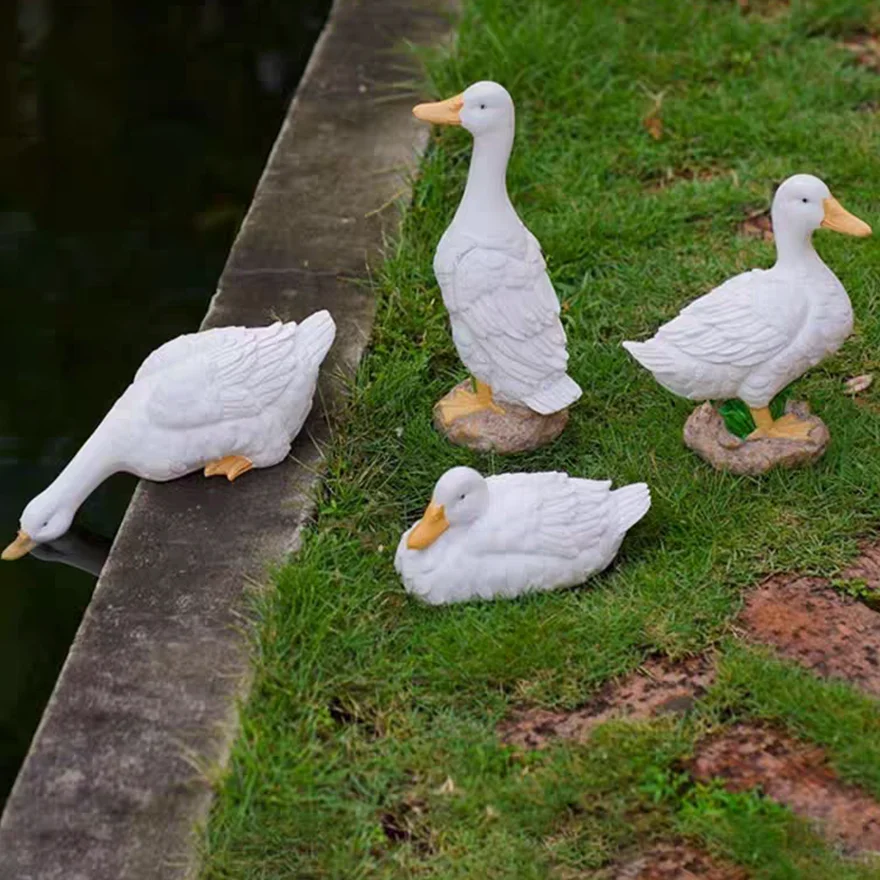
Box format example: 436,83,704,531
801,197,809,203
459,493,466,500
479,103,486,110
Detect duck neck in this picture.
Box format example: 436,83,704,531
772,217,822,272
454,126,518,232
39,427,117,516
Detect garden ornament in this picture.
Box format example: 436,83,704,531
412,81,581,452
2,312,336,560
623,174,870,470
395,466,650,604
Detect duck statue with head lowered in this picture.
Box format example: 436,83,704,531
3,311,336,560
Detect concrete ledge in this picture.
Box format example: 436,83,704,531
0,1,455,877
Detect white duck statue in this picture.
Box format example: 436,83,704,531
412,81,581,425
2,311,336,560
395,466,650,605
623,174,871,440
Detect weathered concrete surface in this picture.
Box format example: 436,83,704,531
0,1,455,878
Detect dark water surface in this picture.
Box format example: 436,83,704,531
0,0,330,805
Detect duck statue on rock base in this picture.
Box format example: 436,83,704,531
413,82,581,454
395,466,650,605
623,174,871,473
2,311,336,560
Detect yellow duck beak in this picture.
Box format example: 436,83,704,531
822,197,872,237
407,502,449,550
2,530,36,561
412,93,464,126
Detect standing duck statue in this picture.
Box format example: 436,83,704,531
2,312,336,560
395,466,650,605
413,81,581,453
623,174,871,471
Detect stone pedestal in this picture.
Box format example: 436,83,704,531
683,400,830,475
434,381,568,453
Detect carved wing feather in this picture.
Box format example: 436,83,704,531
145,322,300,429
655,271,803,368
476,473,613,561
448,246,568,391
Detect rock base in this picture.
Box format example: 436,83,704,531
683,400,830,475
433,381,568,453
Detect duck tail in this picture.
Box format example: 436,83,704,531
622,339,673,377
522,373,582,415
613,482,651,533
297,310,337,366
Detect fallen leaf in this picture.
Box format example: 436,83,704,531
435,776,456,795
845,374,873,395
642,90,666,140
740,210,773,241
643,113,663,140
841,35,880,71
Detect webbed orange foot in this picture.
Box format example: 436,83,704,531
204,455,254,481
436,379,505,425
748,408,817,441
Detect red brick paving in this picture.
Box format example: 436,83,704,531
841,539,880,592
691,723,880,853
499,655,715,749
510,543,880,875
739,574,880,696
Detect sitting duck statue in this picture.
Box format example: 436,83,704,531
623,174,871,470
395,466,650,605
2,312,336,560
413,81,581,453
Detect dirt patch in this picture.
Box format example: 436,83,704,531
841,33,880,72
691,723,880,853
739,209,773,241
499,655,715,749
841,538,880,592
611,841,748,880
739,574,880,696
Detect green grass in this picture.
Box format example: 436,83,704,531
200,0,880,876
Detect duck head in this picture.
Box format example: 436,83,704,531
771,174,871,245
413,81,514,139
3,490,76,561
406,466,490,550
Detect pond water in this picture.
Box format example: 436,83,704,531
0,0,330,806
